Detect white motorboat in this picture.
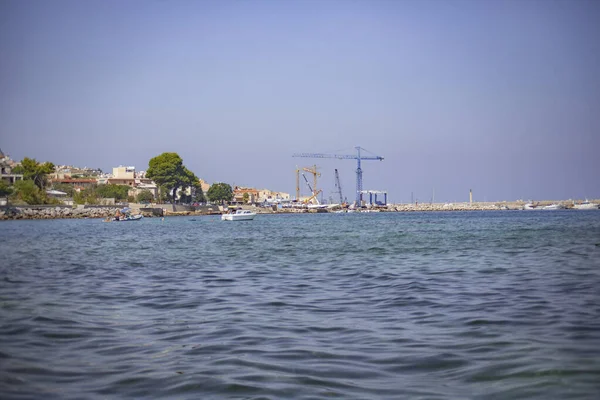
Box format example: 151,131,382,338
573,201,599,210
542,203,565,210
221,209,256,221
523,203,539,210
104,214,143,222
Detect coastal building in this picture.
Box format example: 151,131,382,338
107,166,156,189
51,165,102,180
112,166,135,180
0,149,23,184
107,166,136,186
51,178,97,191
232,187,291,204
258,189,291,204
128,180,158,199
104,166,158,199
233,186,259,203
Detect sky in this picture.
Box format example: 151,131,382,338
1,0,599,203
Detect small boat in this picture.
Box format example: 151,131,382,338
221,209,256,221
542,203,565,210
104,214,143,222
573,201,599,210
122,214,143,221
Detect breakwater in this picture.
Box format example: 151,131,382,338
389,202,510,212
0,205,121,220
2,200,595,220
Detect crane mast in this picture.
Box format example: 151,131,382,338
334,169,344,205
301,173,321,204
302,165,320,197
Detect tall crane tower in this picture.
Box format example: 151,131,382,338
293,146,384,205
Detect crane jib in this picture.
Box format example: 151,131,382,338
292,153,383,161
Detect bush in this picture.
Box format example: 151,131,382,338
12,180,44,204
96,184,130,200
73,188,99,205
0,180,13,198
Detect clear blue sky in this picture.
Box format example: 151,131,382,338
1,0,599,202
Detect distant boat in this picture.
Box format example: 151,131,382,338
542,204,565,210
221,209,256,221
573,201,599,210
523,203,539,210
104,214,143,222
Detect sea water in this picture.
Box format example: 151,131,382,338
1,211,599,399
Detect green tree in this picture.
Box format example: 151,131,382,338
207,182,233,204
96,184,129,200
146,153,198,203
12,180,44,204
242,192,249,204
13,157,55,189
0,180,13,204
136,190,154,203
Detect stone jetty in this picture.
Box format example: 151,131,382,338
0,205,123,220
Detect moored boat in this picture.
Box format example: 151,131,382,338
221,209,256,221
573,201,599,210
523,203,539,210
104,214,143,222
542,203,565,210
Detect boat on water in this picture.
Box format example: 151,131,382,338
573,201,599,210
103,207,144,222
104,214,143,222
221,209,256,221
542,203,565,210
523,203,539,210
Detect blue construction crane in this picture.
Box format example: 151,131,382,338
293,146,384,205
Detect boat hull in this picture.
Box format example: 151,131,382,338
542,204,565,210
221,211,256,221
574,203,599,210
105,215,143,222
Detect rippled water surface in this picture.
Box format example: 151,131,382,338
1,211,600,399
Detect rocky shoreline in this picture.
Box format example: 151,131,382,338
1,200,595,221
0,206,122,220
